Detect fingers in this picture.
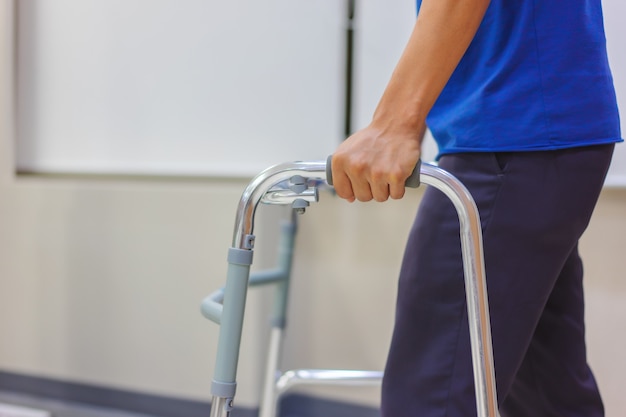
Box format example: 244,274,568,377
332,156,406,202
332,154,374,202
330,125,421,202
348,159,378,202
332,168,357,202
370,181,390,202
388,177,407,200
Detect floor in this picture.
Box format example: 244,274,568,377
0,393,155,417
0,390,379,417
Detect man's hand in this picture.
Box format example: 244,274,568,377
331,122,423,202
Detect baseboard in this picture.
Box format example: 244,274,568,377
0,371,227,417
0,371,380,417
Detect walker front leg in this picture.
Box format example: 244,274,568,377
209,248,254,417
204,161,328,417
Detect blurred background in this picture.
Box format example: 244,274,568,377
1,1,625,416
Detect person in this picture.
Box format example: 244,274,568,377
330,0,623,416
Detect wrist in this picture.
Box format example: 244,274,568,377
370,99,427,142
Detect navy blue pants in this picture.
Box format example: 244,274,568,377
381,144,615,417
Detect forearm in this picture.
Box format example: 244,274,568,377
331,0,490,202
372,0,491,137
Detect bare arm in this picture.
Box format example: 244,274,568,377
331,0,491,202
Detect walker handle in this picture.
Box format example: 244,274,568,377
325,155,421,188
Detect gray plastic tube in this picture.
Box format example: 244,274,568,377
325,155,421,188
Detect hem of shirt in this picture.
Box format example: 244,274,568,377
436,137,624,159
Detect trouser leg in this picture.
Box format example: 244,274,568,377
500,244,604,417
381,145,614,417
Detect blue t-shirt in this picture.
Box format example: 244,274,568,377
418,0,623,155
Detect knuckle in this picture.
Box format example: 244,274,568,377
389,167,406,183
351,159,369,175
370,167,385,183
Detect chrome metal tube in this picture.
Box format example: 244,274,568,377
420,163,499,417
276,369,383,395
232,161,327,249
259,328,284,417
260,187,318,205
209,396,231,417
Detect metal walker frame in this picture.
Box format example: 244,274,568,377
201,160,500,417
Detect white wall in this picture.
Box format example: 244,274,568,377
2,0,626,414
13,0,345,177
579,189,626,410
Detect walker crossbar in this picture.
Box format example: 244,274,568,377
202,160,499,417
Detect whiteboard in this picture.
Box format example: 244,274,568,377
14,0,626,184
15,0,344,177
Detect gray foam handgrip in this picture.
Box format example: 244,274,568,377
326,155,421,188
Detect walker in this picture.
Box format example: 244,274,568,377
201,158,499,417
